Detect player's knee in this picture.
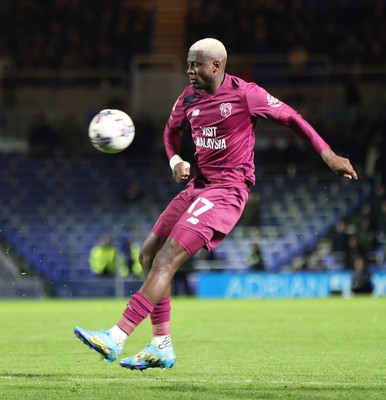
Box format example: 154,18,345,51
151,252,177,278
151,263,175,282
139,249,153,274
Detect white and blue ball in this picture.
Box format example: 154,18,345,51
88,109,135,154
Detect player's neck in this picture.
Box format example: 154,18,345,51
204,74,226,95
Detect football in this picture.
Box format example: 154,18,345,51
88,109,135,153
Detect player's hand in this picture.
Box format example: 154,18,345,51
321,149,358,180
173,161,191,183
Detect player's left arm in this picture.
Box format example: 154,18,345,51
320,148,358,180
279,112,358,180
246,84,358,180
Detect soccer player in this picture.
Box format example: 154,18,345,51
74,38,358,370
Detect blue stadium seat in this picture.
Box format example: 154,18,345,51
0,153,372,279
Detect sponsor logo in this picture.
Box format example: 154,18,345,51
220,102,232,117
196,126,226,149
266,94,282,108
192,109,200,116
187,216,200,225
195,137,226,149
90,335,110,351
158,336,172,350
201,126,217,137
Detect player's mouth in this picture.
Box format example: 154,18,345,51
189,77,200,86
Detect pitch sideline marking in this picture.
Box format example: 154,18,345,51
0,375,384,387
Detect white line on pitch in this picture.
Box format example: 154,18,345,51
0,375,384,387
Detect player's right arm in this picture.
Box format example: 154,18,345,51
164,93,191,183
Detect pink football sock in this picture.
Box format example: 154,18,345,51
117,292,154,335
150,297,171,336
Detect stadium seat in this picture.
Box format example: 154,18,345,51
0,153,372,280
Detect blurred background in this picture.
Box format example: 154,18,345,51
0,0,385,298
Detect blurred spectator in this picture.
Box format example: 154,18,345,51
131,243,143,278
247,242,265,271
352,201,379,245
119,238,143,278
351,256,373,294
352,203,377,239
89,233,123,277
330,219,349,254
372,132,386,185
370,184,386,221
376,201,386,269
378,200,386,234
344,234,367,271
120,238,132,272
355,217,377,256
364,133,383,182
377,200,386,246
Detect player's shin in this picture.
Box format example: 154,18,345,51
116,292,154,335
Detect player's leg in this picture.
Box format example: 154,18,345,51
139,232,172,338
119,237,192,370
74,237,192,365
111,232,176,356
120,183,250,369
74,232,167,363
137,189,194,355
108,232,171,344
138,232,173,345
73,186,191,363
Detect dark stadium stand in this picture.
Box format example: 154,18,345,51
0,153,375,284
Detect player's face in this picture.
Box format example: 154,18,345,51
187,50,218,93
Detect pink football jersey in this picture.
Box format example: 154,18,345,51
164,73,330,185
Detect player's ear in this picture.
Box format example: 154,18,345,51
212,60,220,72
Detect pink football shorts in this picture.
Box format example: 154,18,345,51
152,179,250,256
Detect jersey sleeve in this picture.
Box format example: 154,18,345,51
163,93,189,160
246,83,330,154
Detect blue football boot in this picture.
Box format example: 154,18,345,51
120,343,176,370
74,326,122,363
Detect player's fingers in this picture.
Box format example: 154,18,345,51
339,158,358,180
343,169,358,180
351,169,358,180
344,162,358,180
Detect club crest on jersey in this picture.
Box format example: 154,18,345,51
266,94,282,108
220,103,232,118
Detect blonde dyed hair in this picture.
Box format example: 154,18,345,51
189,38,227,61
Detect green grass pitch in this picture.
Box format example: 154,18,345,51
0,297,385,400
